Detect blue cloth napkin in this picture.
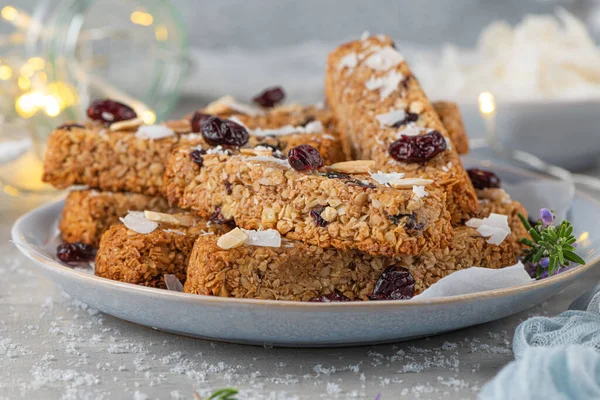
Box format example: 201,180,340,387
479,287,600,399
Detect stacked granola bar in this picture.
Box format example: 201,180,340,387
43,35,529,301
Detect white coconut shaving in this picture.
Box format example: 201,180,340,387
397,123,424,138
240,229,282,248
466,213,511,245
365,71,404,100
119,211,158,234
376,109,406,127
134,125,175,140
339,53,358,70
364,47,404,71
412,185,429,198
163,274,184,292
369,171,405,186
250,121,323,137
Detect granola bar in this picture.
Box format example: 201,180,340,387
165,153,453,257
60,189,171,246
184,225,515,301
433,101,469,155
325,35,478,223
95,212,231,288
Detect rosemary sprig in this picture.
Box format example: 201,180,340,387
195,388,239,400
518,209,585,279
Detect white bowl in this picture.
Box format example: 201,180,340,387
459,98,600,170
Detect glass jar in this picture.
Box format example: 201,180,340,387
0,0,188,198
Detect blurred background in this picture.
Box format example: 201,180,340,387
1,0,600,200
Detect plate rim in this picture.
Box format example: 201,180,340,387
12,187,600,310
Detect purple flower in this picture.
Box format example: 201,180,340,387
539,257,550,269
539,208,554,227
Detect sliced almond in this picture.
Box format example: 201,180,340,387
165,119,191,134
109,118,144,132
240,148,258,156
389,178,434,189
143,211,194,226
329,160,375,174
217,228,248,249
203,95,236,114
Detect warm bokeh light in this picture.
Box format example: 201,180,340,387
15,90,66,118
0,65,12,80
20,63,34,77
579,231,589,242
478,91,496,115
141,110,156,124
130,11,153,26
155,25,168,41
44,95,61,116
27,56,45,70
1,6,18,21
17,75,30,90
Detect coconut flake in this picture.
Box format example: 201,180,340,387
247,155,292,169
397,123,424,138
119,211,158,234
135,125,175,140
162,229,186,236
240,229,281,248
164,274,183,292
466,213,511,245
369,171,406,186
365,71,404,100
376,109,406,127
364,47,404,71
339,53,358,70
413,185,429,198
205,145,232,155
250,121,323,137
360,31,370,40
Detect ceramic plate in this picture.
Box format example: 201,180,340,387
11,160,600,347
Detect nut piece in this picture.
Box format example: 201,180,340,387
240,147,273,157
165,119,191,134
329,160,375,174
204,95,235,114
389,178,434,189
109,118,144,131
143,211,194,226
217,228,248,249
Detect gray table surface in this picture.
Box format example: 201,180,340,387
2,165,599,400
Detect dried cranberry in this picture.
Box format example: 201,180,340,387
252,86,285,108
467,168,501,190
201,116,249,147
389,130,447,163
387,213,424,231
189,149,205,167
224,181,233,195
209,207,235,227
310,205,328,227
191,112,212,133
57,123,84,131
87,99,137,124
56,242,97,264
309,290,352,302
401,75,412,89
391,112,419,128
369,266,415,300
288,145,324,171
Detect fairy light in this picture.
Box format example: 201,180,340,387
27,56,45,70
20,63,34,77
1,6,18,21
579,231,589,242
0,65,12,80
478,92,495,115
141,110,156,124
44,95,61,116
130,11,153,26
155,25,168,41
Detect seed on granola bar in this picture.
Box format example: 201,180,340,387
252,86,285,108
309,291,352,303
191,111,212,133
369,265,415,300
310,205,328,227
57,242,97,264
201,116,249,147
87,99,137,124
388,130,447,163
467,168,501,190
288,144,324,171
189,149,206,167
